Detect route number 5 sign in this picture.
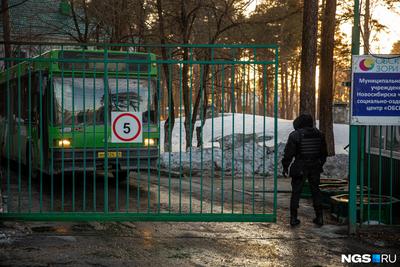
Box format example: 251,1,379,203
111,112,142,143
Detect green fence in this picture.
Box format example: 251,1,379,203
0,43,279,222
347,125,400,229
348,0,400,232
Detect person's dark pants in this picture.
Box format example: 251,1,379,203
290,169,322,217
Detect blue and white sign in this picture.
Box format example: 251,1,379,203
351,55,400,125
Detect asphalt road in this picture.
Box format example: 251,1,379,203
1,168,399,266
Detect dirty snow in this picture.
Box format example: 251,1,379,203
160,114,349,178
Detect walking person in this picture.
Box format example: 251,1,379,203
282,114,328,227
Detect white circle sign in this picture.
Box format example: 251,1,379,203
111,112,142,143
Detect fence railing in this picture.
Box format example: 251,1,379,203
0,43,279,222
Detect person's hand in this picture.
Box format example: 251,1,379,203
282,168,288,178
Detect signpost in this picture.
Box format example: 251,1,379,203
351,55,400,126
111,112,143,143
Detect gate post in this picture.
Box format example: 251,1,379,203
349,0,361,235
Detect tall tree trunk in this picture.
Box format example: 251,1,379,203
246,64,251,113
284,63,289,119
195,63,210,147
294,60,300,118
156,0,175,152
299,0,319,120
280,62,285,118
236,69,242,113
137,0,146,45
267,69,274,116
288,60,298,120
258,66,264,115
2,0,12,68
182,47,192,150
364,0,370,54
319,0,337,156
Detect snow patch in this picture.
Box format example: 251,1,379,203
160,114,349,177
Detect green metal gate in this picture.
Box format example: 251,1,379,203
348,0,400,233
348,126,400,229
0,43,279,222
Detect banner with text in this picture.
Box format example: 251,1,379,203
351,55,400,125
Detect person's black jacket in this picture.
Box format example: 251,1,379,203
282,114,328,177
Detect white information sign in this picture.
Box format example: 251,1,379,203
351,55,400,125
111,112,142,143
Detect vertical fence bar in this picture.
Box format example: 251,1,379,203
82,51,87,212
273,48,279,220
39,70,44,212
157,64,161,214
17,64,21,212
199,64,204,214
61,48,65,212
6,66,10,212
147,52,151,214
349,126,359,229
167,48,172,213
252,49,256,214
241,60,246,214
136,62,141,212
28,66,33,212
93,62,97,211
115,63,119,212
349,0,361,234
359,126,365,225
262,64,267,214
211,48,215,213
189,48,193,214
230,49,236,213
221,63,225,213
72,64,76,211
49,64,54,212
179,63,183,213
125,55,130,212
103,49,109,213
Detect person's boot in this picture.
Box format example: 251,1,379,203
290,209,300,227
313,210,323,226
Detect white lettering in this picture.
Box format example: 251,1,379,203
382,254,388,263
341,255,352,263
362,254,371,263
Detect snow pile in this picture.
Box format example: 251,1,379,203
159,114,349,178
160,133,284,176
160,136,347,178
160,114,349,154
322,154,349,179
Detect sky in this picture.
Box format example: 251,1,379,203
247,0,400,54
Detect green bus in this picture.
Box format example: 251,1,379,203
0,49,159,177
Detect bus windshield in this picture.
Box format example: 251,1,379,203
53,77,155,125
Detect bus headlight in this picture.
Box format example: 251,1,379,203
144,138,156,146
56,139,71,148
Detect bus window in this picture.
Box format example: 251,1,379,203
53,77,105,125
109,78,156,123
53,77,157,126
